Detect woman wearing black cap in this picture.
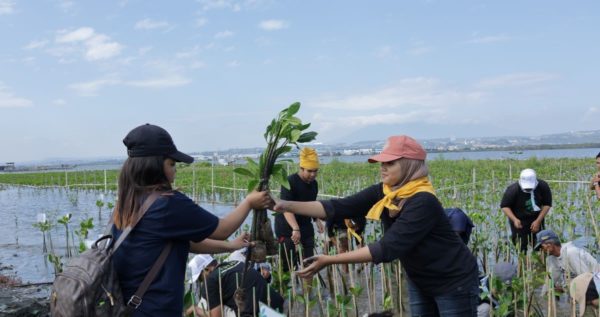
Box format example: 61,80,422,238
112,124,271,317
272,135,479,316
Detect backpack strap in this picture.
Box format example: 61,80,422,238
126,241,173,310
112,191,161,252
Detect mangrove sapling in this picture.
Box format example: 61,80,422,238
57,213,73,257
33,213,52,253
74,217,94,252
232,102,317,310
95,199,104,220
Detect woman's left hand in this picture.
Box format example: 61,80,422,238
246,190,274,210
296,255,329,279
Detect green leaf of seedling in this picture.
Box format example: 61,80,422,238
349,286,363,297
246,157,259,171
298,122,311,131
234,167,255,178
295,294,306,304
247,179,260,193
286,116,302,126
274,171,289,190
290,129,301,142
297,131,318,143
286,102,301,117
183,288,193,308
275,146,292,158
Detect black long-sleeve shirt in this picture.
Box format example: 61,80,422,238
320,183,478,295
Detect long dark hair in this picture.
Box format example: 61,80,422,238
113,156,171,229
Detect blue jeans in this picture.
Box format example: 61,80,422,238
408,273,479,317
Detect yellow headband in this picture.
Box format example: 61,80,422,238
299,147,319,169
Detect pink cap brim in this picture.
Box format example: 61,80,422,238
368,153,401,163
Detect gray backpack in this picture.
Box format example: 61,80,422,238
50,193,172,317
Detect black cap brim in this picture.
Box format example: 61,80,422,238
168,151,194,164
533,242,542,251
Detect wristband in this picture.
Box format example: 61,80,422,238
292,229,300,231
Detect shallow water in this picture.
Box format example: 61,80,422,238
0,186,236,283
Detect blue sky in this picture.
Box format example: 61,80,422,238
1,0,599,163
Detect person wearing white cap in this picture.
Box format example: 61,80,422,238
500,168,553,252
186,254,284,317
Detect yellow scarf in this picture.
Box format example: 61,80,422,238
365,177,436,220
344,219,363,244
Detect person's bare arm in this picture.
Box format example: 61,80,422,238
190,232,249,253
296,246,372,278
531,205,550,232
273,199,327,219
210,191,271,240
501,207,522,228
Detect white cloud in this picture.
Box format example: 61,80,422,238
134,18,170,30
197,0,251,12
0,83,33,108
23,39,49,50
227,60,240,67
68,78,120,96
374,45,393,59
214,30,234,39
308,78,486,136
312,78,483,111
56,27,95,43
84,34,123,60
0,0,15,15
583,107,599,120
258,19,289,31
407,43,433,56
69,73,191,95
126,75,191,88
52,99,67,106
477,72,558,88
195,18,208,28
467,34,512,44
54,27,123,61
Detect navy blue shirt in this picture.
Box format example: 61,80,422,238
112,191,219,317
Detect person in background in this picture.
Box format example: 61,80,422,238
112,123,271,317
190,254,284,317
535,229,600,295
445,207,474,245
273,135,479,316
274,147,320,272
570,272,599,317
500,168,552,252
590,152,600,199
319,216,366,273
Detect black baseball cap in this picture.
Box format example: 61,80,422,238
123,124,194,164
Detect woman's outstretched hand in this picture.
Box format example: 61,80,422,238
296,255,329,279
230,231,251,250
246,190,274,210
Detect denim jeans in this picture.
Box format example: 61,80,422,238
408,272,479,317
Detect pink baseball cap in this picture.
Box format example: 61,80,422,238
368,135,427,163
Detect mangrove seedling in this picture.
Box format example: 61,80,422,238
33,213,52,253
57,213,73,258
74,217,94,252
232,102,317,310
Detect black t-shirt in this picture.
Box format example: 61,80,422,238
112,191,219,317
320,184,478,296
500,179,552,220
275,173,318,237
203,262,284,316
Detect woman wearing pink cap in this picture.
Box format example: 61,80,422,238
273,135,479,316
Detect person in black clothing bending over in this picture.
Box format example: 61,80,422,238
274,147,321,272
272,135,479,316
500,168,552,252
190,254,284,317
